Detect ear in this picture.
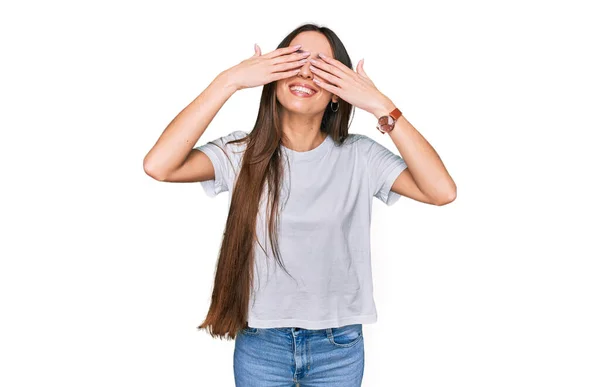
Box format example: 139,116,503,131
332,96,339,103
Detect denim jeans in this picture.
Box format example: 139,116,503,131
233,323,364,386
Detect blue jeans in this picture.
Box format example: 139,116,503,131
233,323,364,386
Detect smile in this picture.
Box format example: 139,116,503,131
288,84,317,98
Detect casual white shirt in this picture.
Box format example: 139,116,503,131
195,130,408,329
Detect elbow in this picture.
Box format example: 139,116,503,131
143,157,167,181
435,186,457,206
435,193,456,206
433,181,457,206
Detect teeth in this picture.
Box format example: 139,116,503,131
290,86,315,95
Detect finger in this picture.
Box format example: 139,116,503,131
309,58,346,82
264,44,302,59
317,53,354,77
356,59,375,86
269,67,304,82
313,74,341,94
273,57,309,73
272,50,311,65
309,64,342,87
357,58,369,78
253,43,262,57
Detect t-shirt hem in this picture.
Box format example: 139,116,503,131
194,144,226,197
380,161,408,205
247,313,377,329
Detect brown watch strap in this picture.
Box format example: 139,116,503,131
390,107,402,120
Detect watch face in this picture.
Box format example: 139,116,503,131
378,116,389,125
378,115,394,125
377,115,395,133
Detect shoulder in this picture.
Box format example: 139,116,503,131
230,130,250,140
350,133,395,155
339,133,401,169
214,130,249,145
340,133,378,154
194,130,250,170
203,130,249,153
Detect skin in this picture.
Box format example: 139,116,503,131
275,31,337,152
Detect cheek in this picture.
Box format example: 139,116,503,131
276,81,288,96
275,85,286,104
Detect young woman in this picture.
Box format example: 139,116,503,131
144,23,456,387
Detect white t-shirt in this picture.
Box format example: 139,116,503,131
194,130,408,329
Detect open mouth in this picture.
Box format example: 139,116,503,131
288,83,317,98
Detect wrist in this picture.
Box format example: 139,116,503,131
214,70,239,95
372,97,397,119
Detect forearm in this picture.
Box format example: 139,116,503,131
143,71,238,177
372,98,457,202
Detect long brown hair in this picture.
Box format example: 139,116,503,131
197,23,355,339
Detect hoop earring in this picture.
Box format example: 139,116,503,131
330,100,339,112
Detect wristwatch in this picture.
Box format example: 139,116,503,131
376,107,402,134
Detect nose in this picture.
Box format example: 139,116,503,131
297,54,315,79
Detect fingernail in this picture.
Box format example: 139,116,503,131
294,44,302,49
318,52,327,58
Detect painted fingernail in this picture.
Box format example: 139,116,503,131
309,65,317,71
309,58,318,64
293,44,302,49
318,52,326,58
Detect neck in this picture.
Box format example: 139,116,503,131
280,110,326,152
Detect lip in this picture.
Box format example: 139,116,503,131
288,82,318,97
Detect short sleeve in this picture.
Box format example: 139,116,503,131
365,136,408,206
193,130,248,197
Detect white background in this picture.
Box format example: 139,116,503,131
1,0,599,386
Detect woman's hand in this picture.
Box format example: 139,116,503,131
309,53,392,115
224,44,311,91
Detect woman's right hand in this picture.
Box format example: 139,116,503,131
224,44,311,91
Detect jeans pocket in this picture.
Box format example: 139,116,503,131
241,326,260,335
327,324,363,348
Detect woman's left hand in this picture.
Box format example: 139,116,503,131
309,53,392,115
